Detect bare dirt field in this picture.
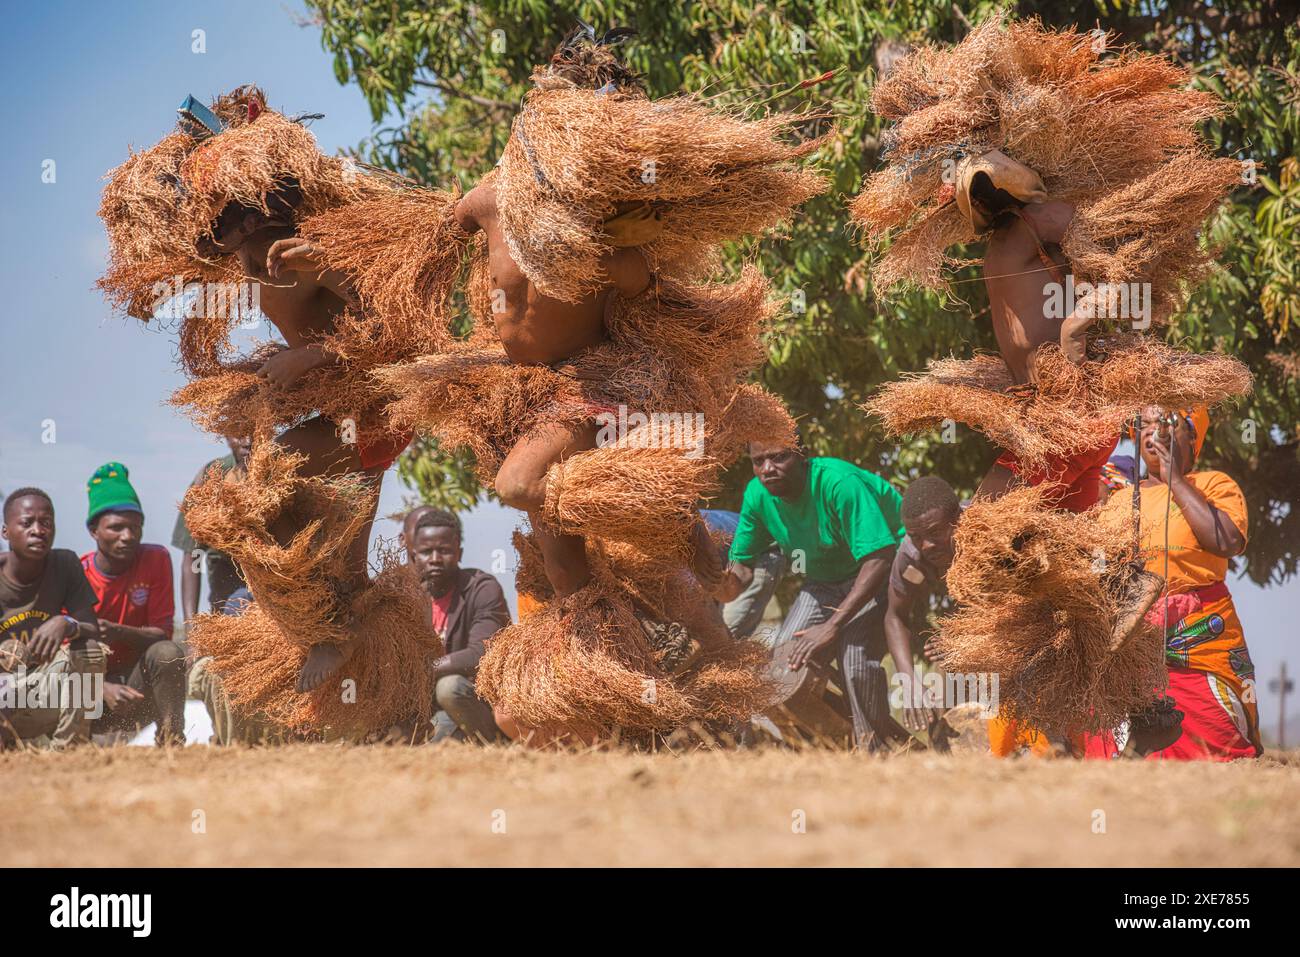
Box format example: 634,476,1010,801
4,744,1297,867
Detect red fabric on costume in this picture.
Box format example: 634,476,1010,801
995,435,1118,512
543,398,621,423
79,544,175,674
357,427,414,471
1147,665,1260,761
1080,730,1120,759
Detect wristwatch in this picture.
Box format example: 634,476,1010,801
62,615,81,639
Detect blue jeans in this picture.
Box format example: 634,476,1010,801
774,577,889,748
221,586,253,616
723,549,785,640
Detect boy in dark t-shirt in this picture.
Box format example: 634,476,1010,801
0,489,106,748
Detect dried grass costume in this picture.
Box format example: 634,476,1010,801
98,88,455,734
851,19,1250,470
850,19,1253,742
933,487,1168,739
376,40,828,738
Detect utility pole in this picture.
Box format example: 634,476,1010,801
1268,661,1293,749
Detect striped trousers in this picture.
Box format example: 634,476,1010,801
769,577,890,748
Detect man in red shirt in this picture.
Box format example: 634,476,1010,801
79,463,185,746
406,508,509,743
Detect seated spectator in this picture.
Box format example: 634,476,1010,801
79,463,185,746
173,440,266,745
0,488,106,749
172,436,250,625
186,585,286,745
407,508,510,743
398,504,435,551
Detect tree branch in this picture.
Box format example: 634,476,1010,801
413,77,517,113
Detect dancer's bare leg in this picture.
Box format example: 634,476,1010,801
1108,568,1165,653
269,416,386,692
274,415,366,478
268,415,365,548
492,703,599,749
295,473,382,694
495,420,599,598
688,513,724,588
975,461,1017,502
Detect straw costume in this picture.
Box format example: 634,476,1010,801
851,18,1254,749
852,18,1250,478
932,486,1169,740
375,31,827,740
98,87,455,734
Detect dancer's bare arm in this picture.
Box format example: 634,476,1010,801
257,341,334,391
975,461,1017,501
266,238,357,304
1016,203,1096,364
1017,201,1073,244
257,238,361,389
715,561,754,604
454,185,489,234
603,246,652,297
1060,295,1099,364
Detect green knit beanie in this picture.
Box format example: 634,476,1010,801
86,462,143,527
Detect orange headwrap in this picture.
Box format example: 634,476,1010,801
1182,405,1210,461
1124,405,1209,461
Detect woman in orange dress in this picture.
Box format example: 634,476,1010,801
1099,406,1261,760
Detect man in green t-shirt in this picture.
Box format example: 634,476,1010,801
717,439,905,749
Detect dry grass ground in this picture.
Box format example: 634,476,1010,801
3,744,1297,867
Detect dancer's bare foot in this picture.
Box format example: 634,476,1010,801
492,704,598,748
1108,568,1165,653
297,639,356,693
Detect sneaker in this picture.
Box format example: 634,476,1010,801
636,614,701,676
1123,695,1184,757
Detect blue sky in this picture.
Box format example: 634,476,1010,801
0,0,1294,740
0,0,521,594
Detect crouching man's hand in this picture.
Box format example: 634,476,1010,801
787,621,839,671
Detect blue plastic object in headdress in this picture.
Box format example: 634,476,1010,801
177,95,225,138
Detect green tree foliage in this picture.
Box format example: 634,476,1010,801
305,0,1299,584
